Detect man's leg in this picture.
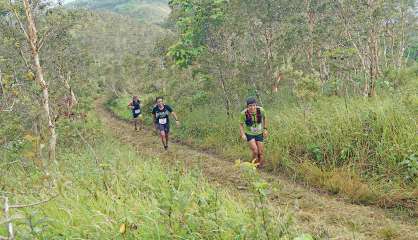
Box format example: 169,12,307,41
164,125,170,150
247,139,259,164
134,118,138,130
256,141,264,168
160,130,167,148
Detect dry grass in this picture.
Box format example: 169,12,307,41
298,162,377,204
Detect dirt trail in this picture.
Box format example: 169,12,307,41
97,101,417,240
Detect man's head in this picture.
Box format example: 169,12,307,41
156,96,164,107
246,97,257,112
133,95,138,101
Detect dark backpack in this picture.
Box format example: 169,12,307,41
245,107,262,126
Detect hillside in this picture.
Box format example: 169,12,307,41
68,0,170,23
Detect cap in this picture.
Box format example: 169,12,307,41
246,97,257,105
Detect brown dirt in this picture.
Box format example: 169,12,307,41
97,100,418,240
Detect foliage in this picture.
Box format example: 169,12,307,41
167,0,227,68
0,112,299,239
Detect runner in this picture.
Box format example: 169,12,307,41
239,97,268,168
152,96,179,150
128,96,142,131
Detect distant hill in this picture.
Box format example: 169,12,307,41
67,0,170,23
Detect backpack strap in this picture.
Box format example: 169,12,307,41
256,107,262,124
245,109,253,126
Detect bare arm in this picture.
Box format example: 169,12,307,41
262,114,268,138
263,115,268,130
239,123,246,140
171,112,179,121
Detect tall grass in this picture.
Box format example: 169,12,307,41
109,92,417,209
1,112,300,239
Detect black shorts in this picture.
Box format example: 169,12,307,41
245,133,263,142
133,113,141,119
156,123,170,133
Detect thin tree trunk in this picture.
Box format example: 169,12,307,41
382,32,388,69
217,65,231,116
3,197,14,239
397,6,406,70
318,50,329,85
253,81,263,106
64,75,77,106
304,0,315,68
58,68,78,107
23,0,57,163
389,29,395,67
263,25,274,91
368,27,379,97
0,68,3,98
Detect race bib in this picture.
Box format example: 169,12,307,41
158,118,167,124
134,109,141,114
251,126,261,132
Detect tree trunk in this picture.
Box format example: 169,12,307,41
304,0,315,68
253,81,263,106
263,25,274,91
23,0,57,163
217,65,231,116
367,27,379,97
397,5,406,70
60,71,78,107
3,197,14,239
382,31,388,69
0,68,3,98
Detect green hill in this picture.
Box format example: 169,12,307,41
68,0,170,23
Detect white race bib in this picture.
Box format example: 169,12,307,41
251,126,260,132
134,109,141,114
158,118,167,124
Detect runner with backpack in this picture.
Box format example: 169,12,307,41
239,97,268,168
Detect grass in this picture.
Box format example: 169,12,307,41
1,110,302,239
107,92,417,212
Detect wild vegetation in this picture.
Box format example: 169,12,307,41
0,0,417,238
109,0,418,211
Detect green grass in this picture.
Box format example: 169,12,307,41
107,95,133,121
0,111,301,239
108,92,417,210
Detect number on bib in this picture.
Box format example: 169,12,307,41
134,109,141,114
251,127,260,132
159,118,167,124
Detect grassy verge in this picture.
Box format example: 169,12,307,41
107,93,417,214
0,110,302,239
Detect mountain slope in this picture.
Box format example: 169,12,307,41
68,0,170,23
